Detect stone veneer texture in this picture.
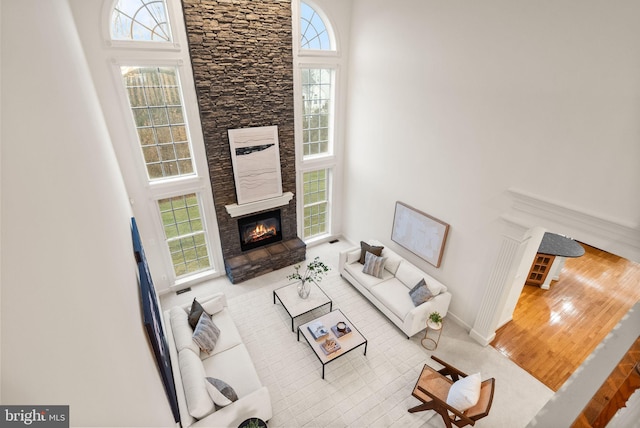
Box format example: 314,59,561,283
182,0,303,279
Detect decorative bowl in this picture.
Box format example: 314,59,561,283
336,321,347,332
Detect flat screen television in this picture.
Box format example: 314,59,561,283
131,217,180,423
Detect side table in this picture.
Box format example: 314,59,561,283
421,319,443,350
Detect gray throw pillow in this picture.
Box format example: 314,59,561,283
362,251,386,278
192,312,220,354
188,298,206,329
409,278,434,306
205,377,238,407
359,241,384,264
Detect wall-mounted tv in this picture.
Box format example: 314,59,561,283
131,217,180,423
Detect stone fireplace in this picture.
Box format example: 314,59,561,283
181,0,306,283
238,210,282,252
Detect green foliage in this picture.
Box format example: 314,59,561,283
429,311,443,324
287,256,330,283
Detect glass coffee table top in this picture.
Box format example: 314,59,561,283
273,280,332,331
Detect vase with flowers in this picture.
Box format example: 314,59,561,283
287,256,330,299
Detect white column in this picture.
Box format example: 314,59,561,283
470,217,528,346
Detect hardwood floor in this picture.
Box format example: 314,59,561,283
491,244,640,392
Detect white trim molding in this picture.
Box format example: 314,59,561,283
225,192,294,218
508,188,640,262
470,188,640,346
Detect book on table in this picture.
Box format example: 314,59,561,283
308,321,329,340
320,339,341,355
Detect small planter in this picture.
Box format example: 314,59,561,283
238,418,267,428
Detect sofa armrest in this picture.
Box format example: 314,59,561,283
403,292,452,337
180,292,227,315
338,247,361,272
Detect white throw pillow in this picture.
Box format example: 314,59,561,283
446,373,481,411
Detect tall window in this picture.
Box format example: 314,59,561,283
301,68,333,157
121,66,194,179
296,2,339,241
108,0,222,286
303,169,329,237
158,194,210,276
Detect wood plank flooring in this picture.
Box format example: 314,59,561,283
491,244,640,392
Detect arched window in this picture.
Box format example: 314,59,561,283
300,2,332,50
295,1,340,242
111,0,172,42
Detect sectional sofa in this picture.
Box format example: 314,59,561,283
339,240,452,338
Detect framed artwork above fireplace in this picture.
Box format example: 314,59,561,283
228,125,283,205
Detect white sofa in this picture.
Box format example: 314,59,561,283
164,292,272,427
339,240,452,338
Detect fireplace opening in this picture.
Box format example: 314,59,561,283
238,209,282,252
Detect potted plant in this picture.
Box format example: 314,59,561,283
287,256,330,298
238,418,267,428
428,311,443,329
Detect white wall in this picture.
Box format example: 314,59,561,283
343,0,640,327
0,1,174,426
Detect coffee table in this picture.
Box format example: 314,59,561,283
297,309,368,379
273,280,332,332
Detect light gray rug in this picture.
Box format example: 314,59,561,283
225,265,553,427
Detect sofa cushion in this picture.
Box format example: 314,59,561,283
205,308,243,357
381,250,403,275
188,298,207,329
362,251,386,278
370,278,416,320
179,349,215,419
201,344,263,399
344,260,391,291
395,261,424,290
359,241,384,264
192,312,221,354
169,307,201,355
201,295,225,316
425,278,447,296
408,279,434,306
206,377,238,407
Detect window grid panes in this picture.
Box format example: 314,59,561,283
302,68,332,157
111,0,172,42
158,193,211,278
121,66,195,180
300,2,330,50
303,169,328,238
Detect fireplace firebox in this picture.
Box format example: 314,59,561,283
238,210,282,252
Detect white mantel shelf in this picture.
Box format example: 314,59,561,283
225,192,294,217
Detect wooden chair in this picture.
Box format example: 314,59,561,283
408,355,495,427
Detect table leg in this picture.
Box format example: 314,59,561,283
364,341,368,356
322,365,325,380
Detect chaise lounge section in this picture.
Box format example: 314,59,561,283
164,292,272,427
339,240,452,338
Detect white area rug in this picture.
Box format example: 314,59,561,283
225,267,553,427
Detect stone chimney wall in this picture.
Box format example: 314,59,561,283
181,0,305,282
